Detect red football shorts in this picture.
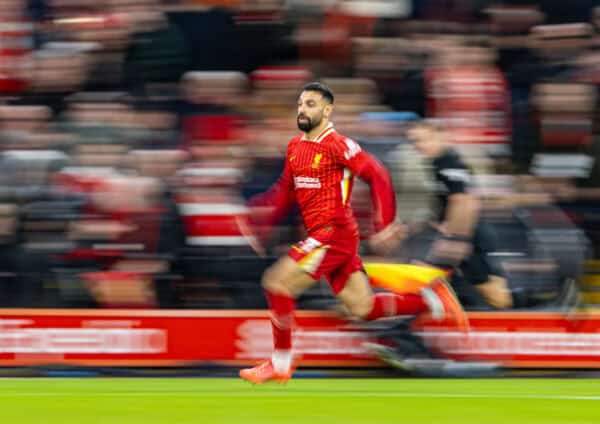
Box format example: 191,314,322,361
288,233,363,294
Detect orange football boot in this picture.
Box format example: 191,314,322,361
239,359,293,384
422,277,470,333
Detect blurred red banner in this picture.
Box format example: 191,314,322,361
0,309,598,368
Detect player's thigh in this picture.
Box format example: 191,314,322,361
262,255,317,298
336,271,374,318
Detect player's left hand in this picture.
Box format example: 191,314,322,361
368,222,407,256
235,214,266,257
475,275,513,309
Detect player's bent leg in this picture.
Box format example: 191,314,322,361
240,255,317,385
261,255,317,298
336,271,374,318
336,271,469,332
336,271,429,320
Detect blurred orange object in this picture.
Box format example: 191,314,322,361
364,262,449,294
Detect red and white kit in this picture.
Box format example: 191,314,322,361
252,123,395,293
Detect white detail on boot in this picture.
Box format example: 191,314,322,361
421,287,444,320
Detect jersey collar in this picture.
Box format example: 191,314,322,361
301,122,335,143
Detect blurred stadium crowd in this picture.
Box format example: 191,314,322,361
0,0,598,310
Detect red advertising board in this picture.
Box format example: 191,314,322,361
0,309,599,368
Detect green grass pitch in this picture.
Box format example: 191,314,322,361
0,378,598,424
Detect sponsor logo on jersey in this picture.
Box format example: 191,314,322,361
296,237,322,253
294,176,321,188
343,138,361,160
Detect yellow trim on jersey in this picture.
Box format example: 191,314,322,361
341,168,352,205
298,245,329,274
291,245,305,254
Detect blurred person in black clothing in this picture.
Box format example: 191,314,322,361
118,0,189,95
405,119,513,310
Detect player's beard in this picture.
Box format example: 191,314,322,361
297,113,321,132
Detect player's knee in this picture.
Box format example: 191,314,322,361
344,297,373,320
261,267,279,291
261,266,290,296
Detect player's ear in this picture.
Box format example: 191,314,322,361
323,103,333,118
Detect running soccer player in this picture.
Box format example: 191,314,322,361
239,82,469,384
406,118,512,309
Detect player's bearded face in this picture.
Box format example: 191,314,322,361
297,110,322,132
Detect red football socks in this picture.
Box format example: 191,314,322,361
265,289,295,350
365,292,428,320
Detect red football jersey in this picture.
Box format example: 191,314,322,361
252,124,396,241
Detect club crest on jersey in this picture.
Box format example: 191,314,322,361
311,153,323,169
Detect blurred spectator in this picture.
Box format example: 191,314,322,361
174,158,254,253
132,101,180,149
293,0,402,75
352,36,428,114
50,0,129,90
16,44,92,116
0,204,18,306
119,0,190,95
531,82,596,152
167,4,239,71
247,66,311,118
233,0,296,73
424,40,512,164
175,71,256,255
0,0,34,95
58,92,144,151
179,71,248,149
356,111,433,225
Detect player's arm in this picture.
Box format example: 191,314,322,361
428,164,480,266
335,138,396,231
438,165,512,308
241,158,295,255
444,193,480,237
248,158,295,227
332,137,403,254
438,167,480,238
